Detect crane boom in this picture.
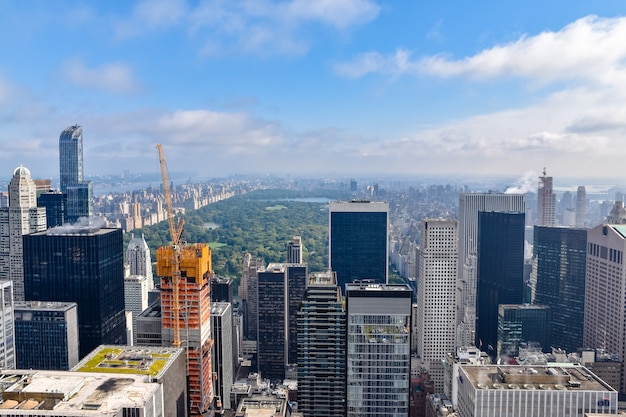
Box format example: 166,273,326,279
156,143,182,348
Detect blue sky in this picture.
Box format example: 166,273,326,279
1,1,626,181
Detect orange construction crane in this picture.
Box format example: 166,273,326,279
156,144,184,347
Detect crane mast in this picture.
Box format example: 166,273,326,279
156,144,183,348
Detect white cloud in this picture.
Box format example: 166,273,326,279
60,59,143,94
115,0,188,39
336,15,626,86
190,0,381,55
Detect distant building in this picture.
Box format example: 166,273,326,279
345,282,412,417
0,166,47,301
240,253,263,341
576,186,587,228
126,233,154,283
476,211,525,356
59,125,93,222
537,170,556,226
23,227,127,358
416,218,458,391
37,189,66,227
297,271,346,417
14,301,79,370
329,200,389,287
287,235,303,264
532,226,587,352
285,263,307,365
0,281,15,369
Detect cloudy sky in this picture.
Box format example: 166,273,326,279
1,1,625,181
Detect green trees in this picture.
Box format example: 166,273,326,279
126,189,334,283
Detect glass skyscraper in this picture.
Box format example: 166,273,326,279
476,211,525,356
59,125,93,223
329,201,389,288
532,226,587,352
23,227,127,358
345,283,412,417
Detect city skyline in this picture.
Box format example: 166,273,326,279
1,1,625,178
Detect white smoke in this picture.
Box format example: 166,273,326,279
505,171,538,194
48,216,107,235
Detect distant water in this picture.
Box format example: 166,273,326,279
275,197,332,203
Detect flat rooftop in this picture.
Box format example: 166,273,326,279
73,345,183,379
461,365,616,392
14,301,76,312
237,395,286,417
0,370,160,415
211,302,230,316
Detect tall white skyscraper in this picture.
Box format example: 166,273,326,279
124,274,152,346
584,223,626,393
345,283,412,417
456,193,525,347
0,166,47,301
126,233,154,284
416,219,458,391
537,170,556,226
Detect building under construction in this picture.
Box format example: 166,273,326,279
158,243,214,416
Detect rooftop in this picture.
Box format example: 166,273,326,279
14,301,77,312
0,370,159,415
73,345,183,379
460,365,616,392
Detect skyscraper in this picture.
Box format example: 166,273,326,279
257,264,287,379
286,235,303,263
157,243,214,416
416,218,458,391
14,301,79,370
584,224,626,393
124,274,152,345
475,211,525,356
127,233,154,283
537,169,556,226
240,253,263,341
23,226,127,358
59,125,93,223
211,302,234,413
329,200,389,288
37,190,67,228
286,263,307,365
0,166,47,301
297,271,346,417
532,226,587,352
576,185,587,228
0,281,15,369
456,193,525,347
345,282,412,417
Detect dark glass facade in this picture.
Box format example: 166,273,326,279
37,191,67,227
297,278,346,417
286,263,307,364
330,203,388,288
23,228,127,358
257,268,286,380
533,226,587,352
211,276,233,303
476,211,525,355
497,304,551,358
